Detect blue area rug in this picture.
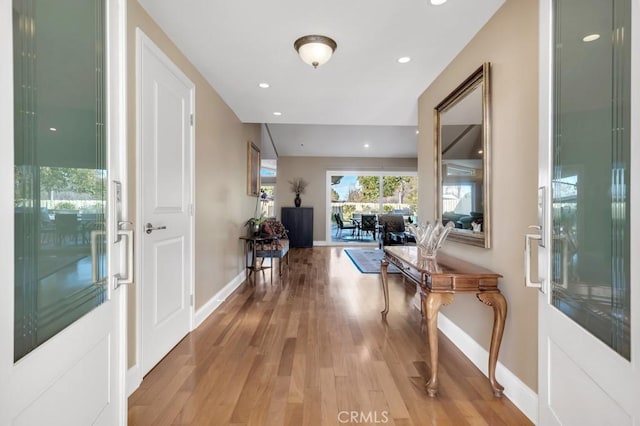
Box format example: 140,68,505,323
344,248,400,274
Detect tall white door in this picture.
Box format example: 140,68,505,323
0,0,127,424
137,30,194,376
531,0,639,424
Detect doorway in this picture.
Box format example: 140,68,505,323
327,171,417,244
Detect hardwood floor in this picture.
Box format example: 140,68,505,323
129,247,532,426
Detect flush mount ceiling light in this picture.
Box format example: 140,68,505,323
294,35,337,69
431,0,447,5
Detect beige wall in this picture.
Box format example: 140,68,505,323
276,156,417,241
418,0,539,390
127,0,260,367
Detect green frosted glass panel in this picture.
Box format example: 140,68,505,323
13,0,107,361
551,0,630,359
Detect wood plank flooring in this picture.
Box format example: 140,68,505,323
129,247,532,426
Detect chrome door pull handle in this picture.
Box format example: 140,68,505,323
524,233,544,290
145,223,167,234
114,228,134,289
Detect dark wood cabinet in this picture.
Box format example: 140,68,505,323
281,207,313,248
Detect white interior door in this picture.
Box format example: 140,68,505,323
532,1,639,424
0,0,127,424
137,29,194,376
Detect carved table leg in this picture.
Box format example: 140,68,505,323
477,292,507,397
423,292,454,397
380,259,389,320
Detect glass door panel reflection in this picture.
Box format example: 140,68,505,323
551,0,630,359
13,0,107,361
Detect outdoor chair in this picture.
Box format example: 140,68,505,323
378,214,407,247
334,213,357,237
359,214,377,240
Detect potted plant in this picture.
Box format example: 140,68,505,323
288,177,308,207
246,195,266,236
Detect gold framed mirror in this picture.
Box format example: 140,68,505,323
435,63,491,248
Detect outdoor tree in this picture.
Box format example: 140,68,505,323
330,188,340,201
40,166,105,200
356,176,380,201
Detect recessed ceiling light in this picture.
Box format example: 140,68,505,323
49,127,57,132
273,112,282,116
478,150,484,154
364,143,370,148
397,57,411,64
258,82,270,88
582,34,600,42
431,0,447,5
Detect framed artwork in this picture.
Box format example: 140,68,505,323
247,141,260,196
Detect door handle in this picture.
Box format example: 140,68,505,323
524,232,543,289
145,223,167,234
114,227,134,289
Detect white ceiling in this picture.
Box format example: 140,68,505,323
137,0,505,159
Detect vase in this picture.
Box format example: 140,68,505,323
250,222,260,236
407,221,455,259
294,193,301,207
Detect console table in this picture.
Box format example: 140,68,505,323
240,235,275,285
380,246,506,398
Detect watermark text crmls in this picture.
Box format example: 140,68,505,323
337,411,389,424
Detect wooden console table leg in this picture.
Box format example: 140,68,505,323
477,292,507,397
424,292,454,397
380,259,390,320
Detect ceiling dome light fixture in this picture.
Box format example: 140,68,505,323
430,0,447,5
294,35,337,69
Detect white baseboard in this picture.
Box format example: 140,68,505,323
126,365,142,397
193,270,245,328
127,270,246,397
437,313,538,425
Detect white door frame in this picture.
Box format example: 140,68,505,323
0,0,128,423
133,28,195,386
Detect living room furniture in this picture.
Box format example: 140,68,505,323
255,220,290,278
281,207,313,248
334,213,358,238
377,214,407,246
380,246,506,398
359,214,377,240
240,235,274,285
240,221,290,284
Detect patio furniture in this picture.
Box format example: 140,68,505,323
378,214,407,247
334,213,357,238
359,214,377,240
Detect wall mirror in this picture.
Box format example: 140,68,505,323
435,63,491,248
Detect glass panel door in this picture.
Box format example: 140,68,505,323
551,0,630,359
329,173,418,242
13,0,107,361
